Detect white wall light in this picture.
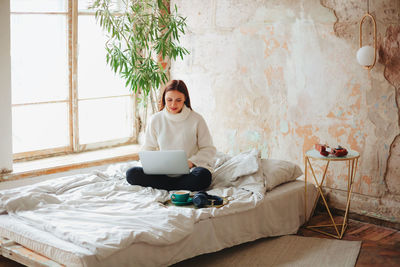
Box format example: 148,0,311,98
356,45,375,67
356,1,377,70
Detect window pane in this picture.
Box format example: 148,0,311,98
78,15,128,99
78,0,96,12
11,14,68,104
11,0,67,12
12,103,70,153
78,0,123,13
78,97,133,144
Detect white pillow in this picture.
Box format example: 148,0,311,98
213,149,259,182
261,159,303,191
213,151,232,169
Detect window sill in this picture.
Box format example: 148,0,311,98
0,144,140,182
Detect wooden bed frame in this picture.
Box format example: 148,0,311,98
0,180,317,267
0,237,63,267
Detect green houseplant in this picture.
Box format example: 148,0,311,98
90,0,189,132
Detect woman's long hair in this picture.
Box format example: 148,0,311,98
159,80,192,111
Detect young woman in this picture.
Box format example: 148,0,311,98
126,80,216,191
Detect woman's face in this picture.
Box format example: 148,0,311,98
165,90,185,114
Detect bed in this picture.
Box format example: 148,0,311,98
0,150,317,267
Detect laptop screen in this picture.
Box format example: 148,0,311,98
139,150,190,175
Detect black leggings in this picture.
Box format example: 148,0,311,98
126,166,212,191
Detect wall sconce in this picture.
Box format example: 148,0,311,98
356,0,377,70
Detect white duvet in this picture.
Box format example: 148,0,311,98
0,150,272,260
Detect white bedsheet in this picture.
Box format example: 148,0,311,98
0,181,317,267
0,150,267,260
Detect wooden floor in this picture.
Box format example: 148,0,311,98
0,212,399,266
0,257,22,267
298,212,400,267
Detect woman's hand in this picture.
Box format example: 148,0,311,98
188,160,194,169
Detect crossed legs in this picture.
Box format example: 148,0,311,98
126,166,212,191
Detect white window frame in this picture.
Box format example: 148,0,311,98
11,0,137,161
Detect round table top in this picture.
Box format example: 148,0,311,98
306,149,360,161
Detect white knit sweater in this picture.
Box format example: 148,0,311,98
142,105,217,172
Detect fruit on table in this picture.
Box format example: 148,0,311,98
315,144,348,157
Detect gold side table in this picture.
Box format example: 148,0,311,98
304,149,360,239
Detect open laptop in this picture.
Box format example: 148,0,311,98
139,150,190,175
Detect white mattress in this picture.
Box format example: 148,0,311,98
0,180,317,267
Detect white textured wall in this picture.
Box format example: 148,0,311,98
0,1,13,173
170,0,400,223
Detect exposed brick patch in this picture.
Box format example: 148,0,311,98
320,1,400,203
379,25,400,89
386,136,400,195
379,25,400,196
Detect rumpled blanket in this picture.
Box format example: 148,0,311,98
0,150,266,260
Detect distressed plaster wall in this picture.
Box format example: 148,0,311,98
171,0,400,223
